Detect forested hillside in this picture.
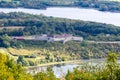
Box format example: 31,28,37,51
0,12,120,61
0,0,120,12
0,12,120,41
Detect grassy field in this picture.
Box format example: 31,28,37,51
0,48,18,60
8,48,40,55
0,47,76,66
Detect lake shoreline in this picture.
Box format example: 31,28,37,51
25,60,82,69
0,6,120,13
25,58,105,69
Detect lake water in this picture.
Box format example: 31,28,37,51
27,64,79,78
26,59,120,78
26,59,104,78
0,7,120,26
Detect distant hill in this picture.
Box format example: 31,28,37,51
0,0,120,12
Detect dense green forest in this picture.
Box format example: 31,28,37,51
0,0,120,12
0,12,120,61
1,50,120,80
0,12,120,41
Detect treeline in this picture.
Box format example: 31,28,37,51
0,12,120,41
18,40,120,59
0,0,77,9
75,0,120,12
0,0,120,12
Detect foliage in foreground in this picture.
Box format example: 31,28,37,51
65,52,120,80
0,50,120,80
0,51,58,80
0,51,33,80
